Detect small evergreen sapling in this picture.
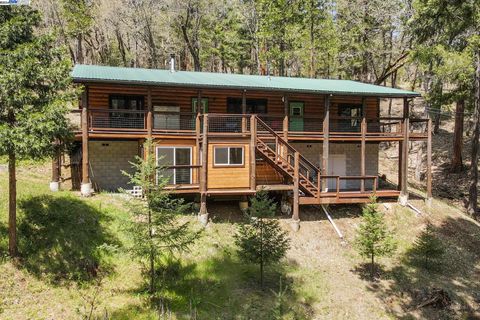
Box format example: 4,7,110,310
234,191,290,287
410,222,445,270
355,197,397,279
123,140,200,295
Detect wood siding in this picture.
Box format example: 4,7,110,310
207,141,250,189
85,84,379,119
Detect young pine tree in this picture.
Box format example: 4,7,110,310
410,222,445,270
234,191,290,287
123,140,200,295
355,197,397,279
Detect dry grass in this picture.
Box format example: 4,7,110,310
1,161,480,319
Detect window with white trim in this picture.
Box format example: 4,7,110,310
214,146,244,166
156,146,192,184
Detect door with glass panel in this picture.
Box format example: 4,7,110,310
156,147,192,185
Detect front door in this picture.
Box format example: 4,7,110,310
156,147,192,185
327,154,346,190
289,102,304,132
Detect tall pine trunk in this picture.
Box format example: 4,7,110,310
451,99,465,172
8,149,17,257
468,50,480,217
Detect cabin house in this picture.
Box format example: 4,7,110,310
57,63,432,223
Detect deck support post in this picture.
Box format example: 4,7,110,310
360,97,366,192
50,141,61,192
426,117,433,207
199,114,209,225
80,88,92,197
147,88,153,138
292,151,300,230
242,90,247,133
250,116,256,191
322,95,330,191
399,97,410,206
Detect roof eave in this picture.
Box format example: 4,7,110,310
72,77,421,98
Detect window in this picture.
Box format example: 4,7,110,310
214,146,244,166
227,98,267,114
154,105,180,130
109,95,144,111
337,104,363,132
108,95,145,129
156,147,192,184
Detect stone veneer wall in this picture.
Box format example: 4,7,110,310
89,140,139,191
290,142,379,189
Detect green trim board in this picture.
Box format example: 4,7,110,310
72,64,420,98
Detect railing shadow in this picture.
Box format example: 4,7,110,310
17,195,119,284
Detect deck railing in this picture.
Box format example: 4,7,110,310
75,108,427,139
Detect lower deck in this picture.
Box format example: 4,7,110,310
68,135,402,206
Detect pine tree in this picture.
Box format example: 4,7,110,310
410,222,445,270
355,197,397,279
0,6,77,257
123,140,201,295
234,191,290,287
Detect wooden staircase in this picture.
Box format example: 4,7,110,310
255,117,321,202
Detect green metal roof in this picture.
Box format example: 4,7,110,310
72,64,420,98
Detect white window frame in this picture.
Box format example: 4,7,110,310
156,146,192,184
213,146,244,166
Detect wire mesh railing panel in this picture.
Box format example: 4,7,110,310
153,112,196,131
90,109,146,130
208,115,249,133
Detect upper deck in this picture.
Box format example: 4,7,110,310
70,83,427,142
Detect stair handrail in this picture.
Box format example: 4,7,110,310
256,116,321,191
256,117,320,174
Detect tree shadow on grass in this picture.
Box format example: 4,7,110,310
362,216,480,319
17,195,119,284
118,248,314,320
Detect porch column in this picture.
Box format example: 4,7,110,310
196,90,202,168
50,141,61,192
198,114,209,225
426,117,433,206
81,88,92,196
250,116,257,191
322,95,330,191
146,88,153,138
399,97,410,205
283,94,289,140
360,97,366,192
242,90,247,133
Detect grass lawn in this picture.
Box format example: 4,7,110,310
1,163,480,319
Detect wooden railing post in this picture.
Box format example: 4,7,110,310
336,176,340,199
242,90,247,133
147,88,153,136
317,173,321,199
250,115,256,191
283,94,289,140
293,152,300,221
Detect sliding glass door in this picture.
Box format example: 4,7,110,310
156,147,192,185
